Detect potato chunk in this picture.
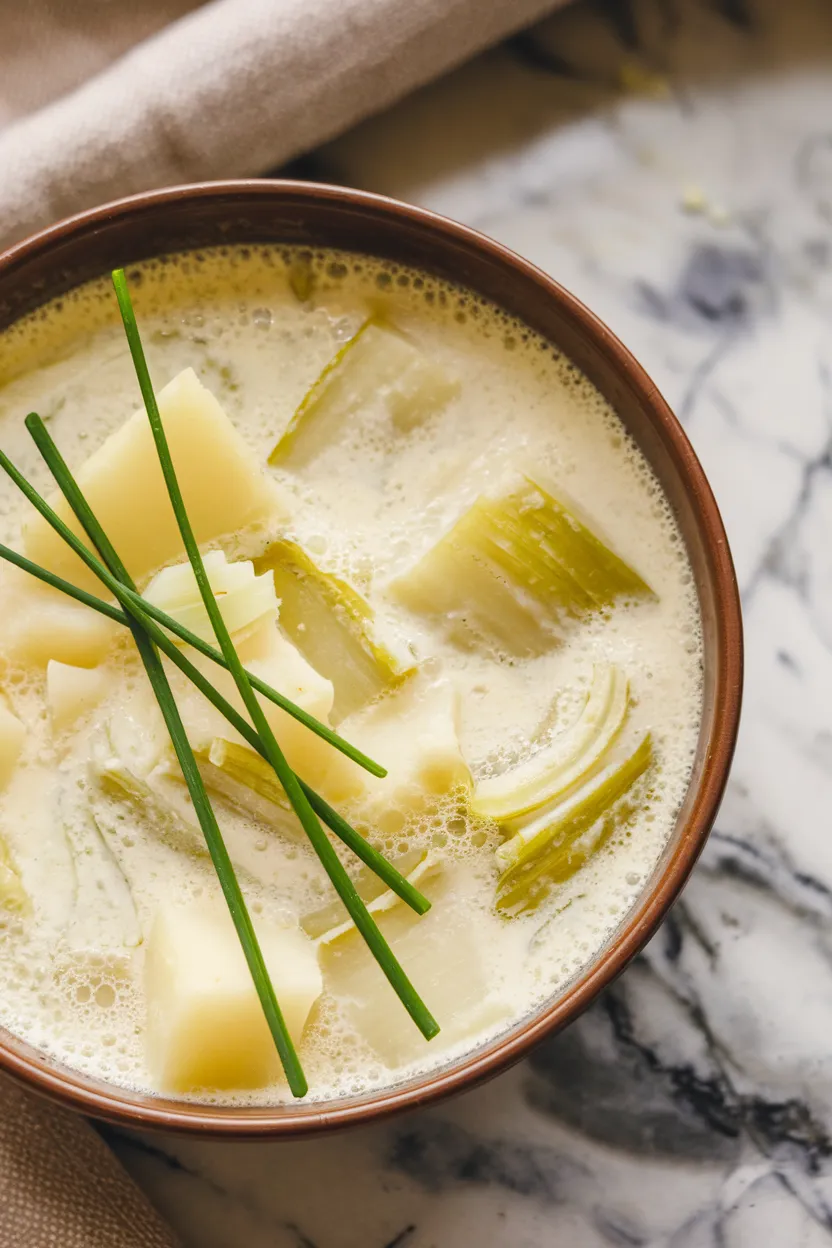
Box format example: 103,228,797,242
0,575,118,669
332,679,471,829
145,901,322,1092
47,661,108,733
324,891,507,1067
0,702,25,789
174,629,349,794
24,368,284,593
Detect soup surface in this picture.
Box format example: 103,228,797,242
0,247,702,1103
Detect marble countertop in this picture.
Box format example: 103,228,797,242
106,0,832,1242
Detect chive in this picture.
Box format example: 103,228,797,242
118,580,386,779
11,469,307,1094
19,421,384,777
0,452,428,916
112,268,439,1042
19,431,383,778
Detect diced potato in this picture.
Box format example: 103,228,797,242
47,661,108,733
323,892,506,1067
145,901,322,1091
270,321,459,467
172,632,356,800
392,474,653,655
234,617,283,663
24,368,284,594
145,551,278,647
336,679,471,831
0,573,118,669
0,702,25,789
254,538,414,721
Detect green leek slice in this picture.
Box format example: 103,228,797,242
156,737,303,839
269,320,459,467
91,745,209,861
495,733,653,912
69,814,142,949
144,550,277,647
254,538,415,721
471,664,629,822
203,737,296,825
302,849,442,945
392,475,653,654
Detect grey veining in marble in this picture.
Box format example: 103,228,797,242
105,0,832,1243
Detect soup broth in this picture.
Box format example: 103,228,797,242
0,247,702,1103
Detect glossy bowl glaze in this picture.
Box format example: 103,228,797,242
0,181,742,1136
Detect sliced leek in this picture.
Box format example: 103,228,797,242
471,664,629,822
392,475,653,654
303,850,442,944
205,737,292,819
91,745,209,862
145,550,277,647
495,733,653,912
254,538,415,721
269,320,459,467
66,813,142,950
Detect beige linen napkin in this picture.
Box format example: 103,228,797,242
0,1077,178,1246
0,0,569,254
0,0,570,1243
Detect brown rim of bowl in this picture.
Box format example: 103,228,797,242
0,180,742,1137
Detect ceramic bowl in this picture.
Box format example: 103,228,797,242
0,181,742,1135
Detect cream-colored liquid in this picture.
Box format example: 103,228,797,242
0,247,702,1103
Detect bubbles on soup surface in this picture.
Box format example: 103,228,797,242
0,244,702,1105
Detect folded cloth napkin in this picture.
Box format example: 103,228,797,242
0,1077,178,1246
0,0,569,1243
0,0,568,254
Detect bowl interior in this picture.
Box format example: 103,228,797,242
0,182,742,1135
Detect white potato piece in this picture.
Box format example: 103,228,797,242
173,631,356,798
24,368,284,594
234,617,283,663
333,678,471,829
145,901,322,1092
0,572,118,669
47,661,108,733
324,894,507,1068
0,702,25,789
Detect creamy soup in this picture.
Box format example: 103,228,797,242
0,247,702,1103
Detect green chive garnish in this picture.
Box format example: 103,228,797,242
0,458,429,916
110,267,439,1045
5,458,307,1094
